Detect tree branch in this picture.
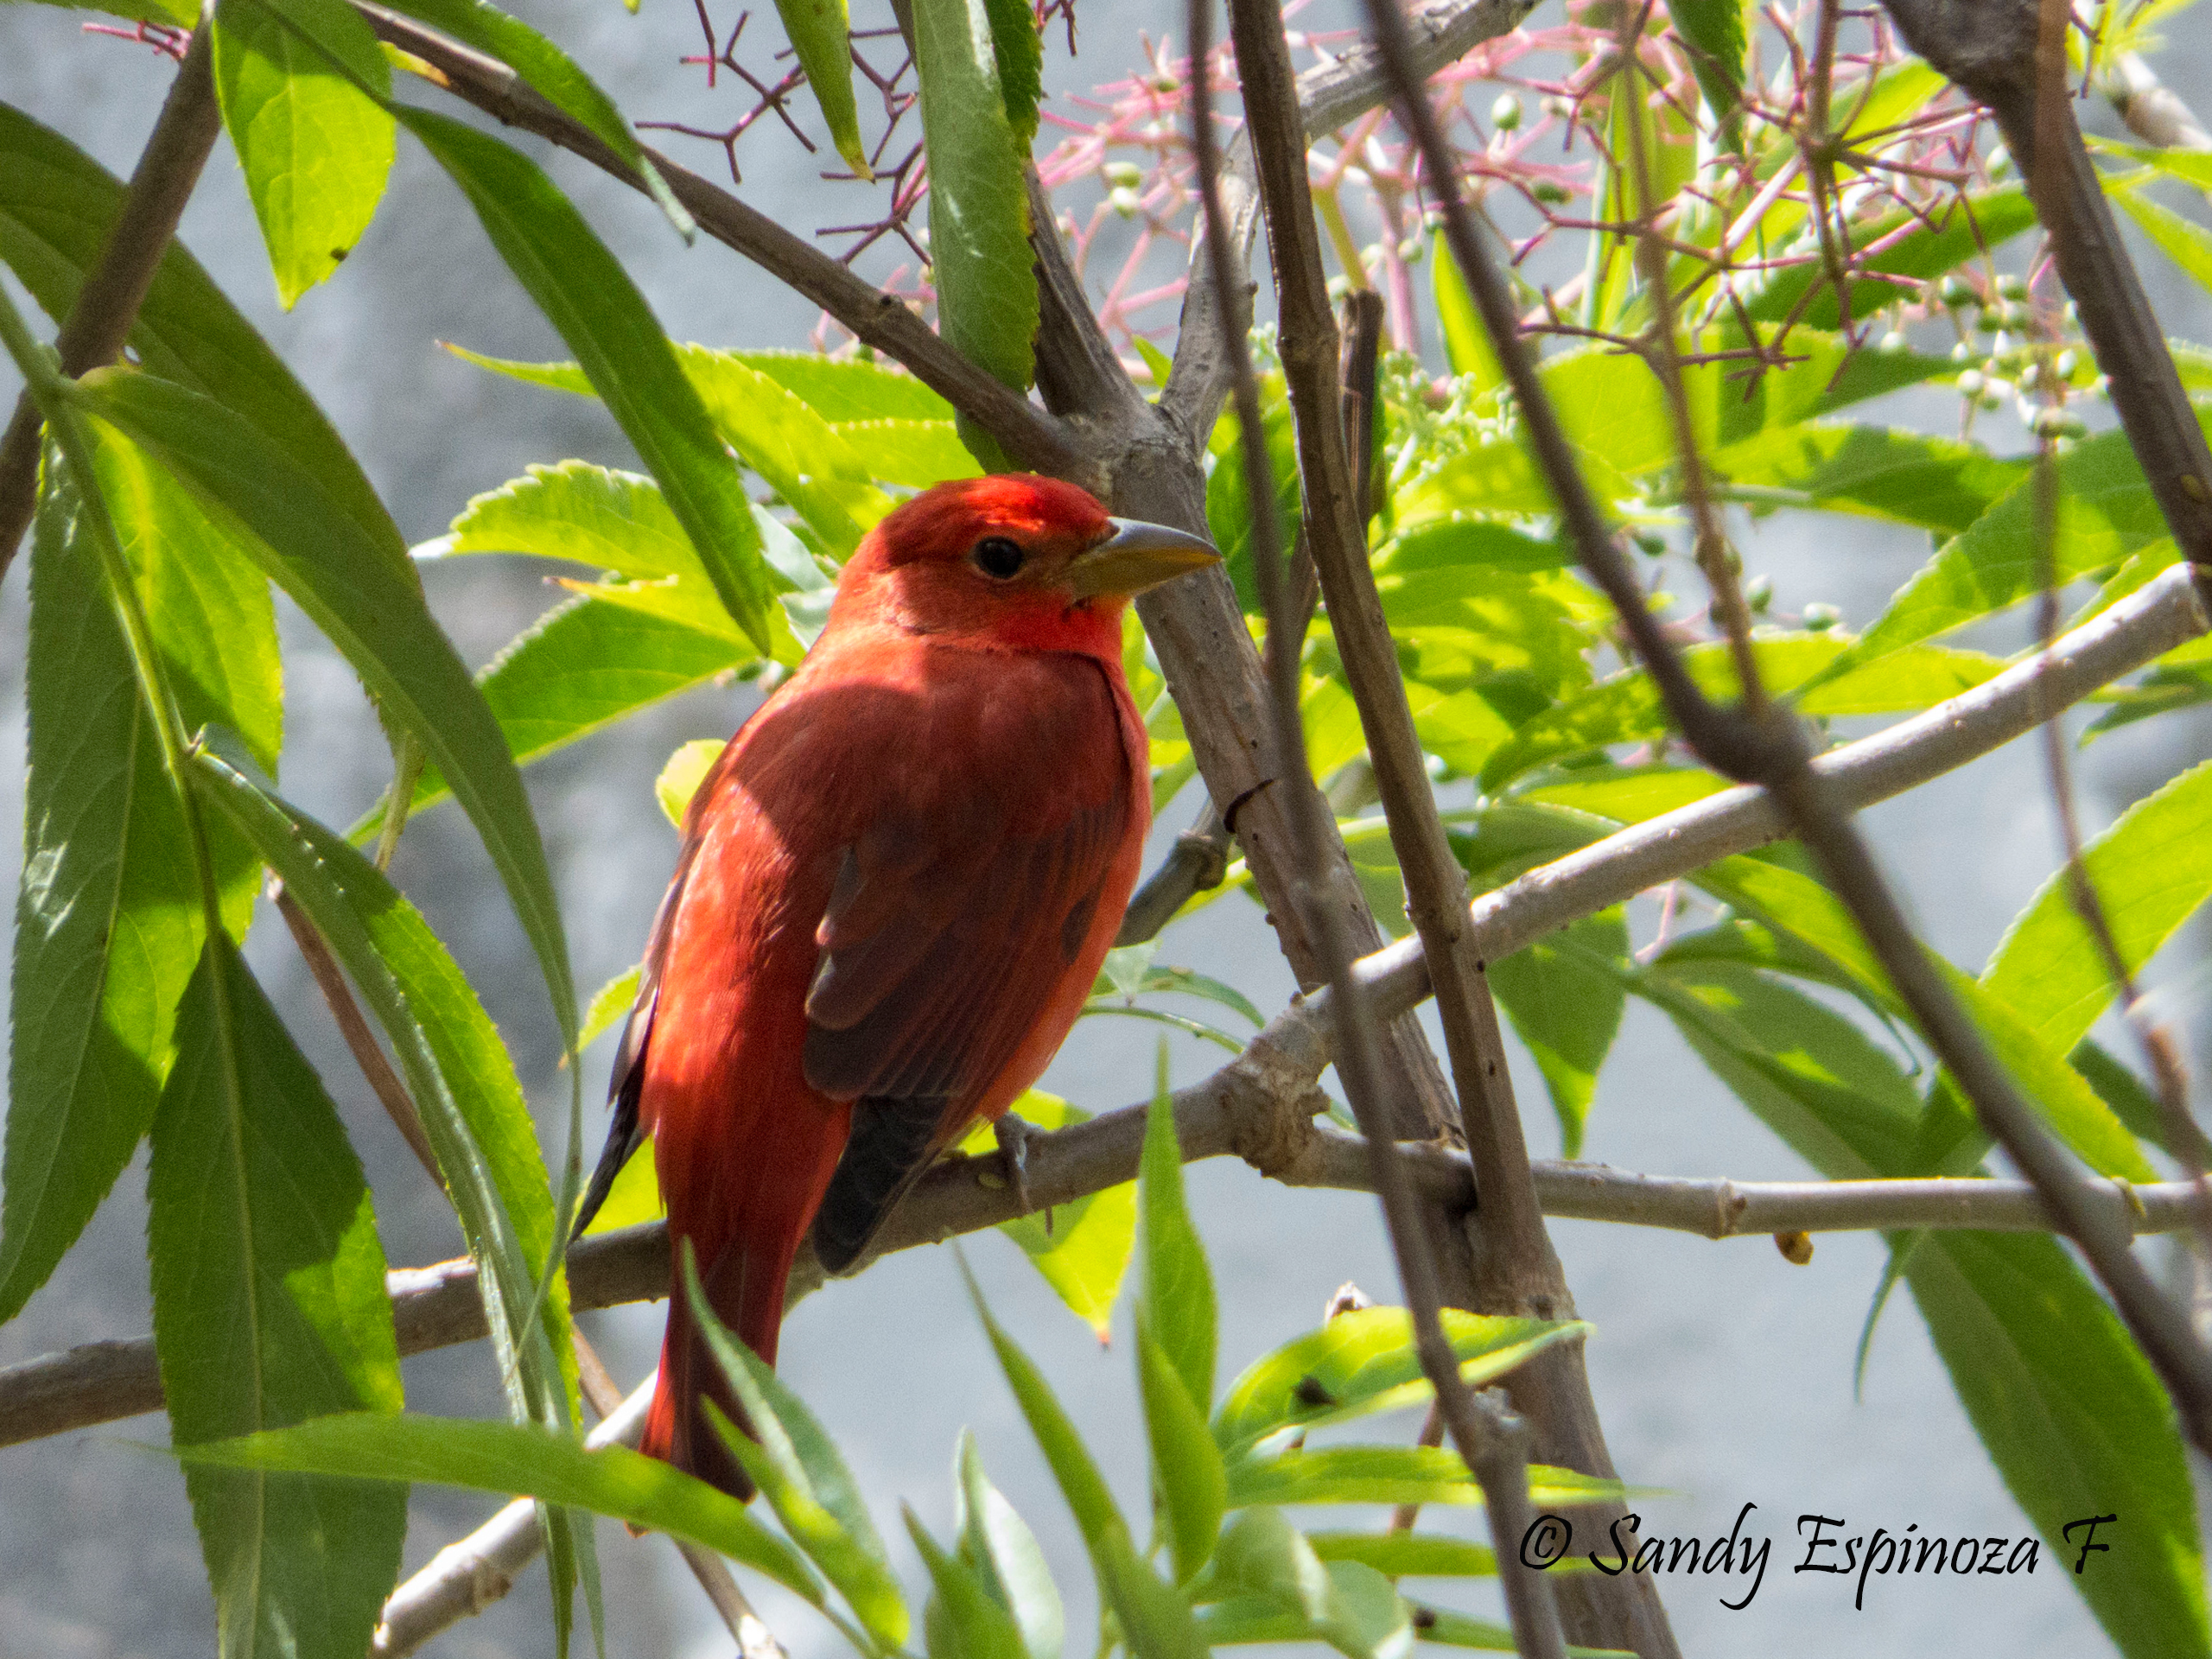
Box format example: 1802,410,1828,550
1374,0,2212,1456
0,4,222,583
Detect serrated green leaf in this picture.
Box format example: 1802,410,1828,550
1479,635,1999,791
1738,185,2038,329
69,365,581,1060
212,0,395,307
982,0,1042,146
396,109,779,652
912,0,1039,466
1,421,281,1322
149,938,407,1659
1141,1056,1217,1410
1,460,210,1325
831,417,982,487
1138,1323,1227,1585
1829,415,2211,678
1212,1306,1585,1458
0,101,396,556
171,1412,827,1601
955,1431,1065,1659
1983,756,2212,1057
186,741,578,1436
1490,908,1627,1158
1711,423,2030,534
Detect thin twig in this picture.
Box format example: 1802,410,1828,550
1377,0,2212,1460
0,3,221,583
570,1331,785,1658
1202,0,1565,1650
274,886,442,1183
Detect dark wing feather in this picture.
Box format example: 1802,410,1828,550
800,744,1128,1269
812,1096,950,1274
569,743,729,1243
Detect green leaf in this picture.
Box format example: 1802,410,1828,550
1,431,278,1323
1141,1055,1217,1409
2110,174,2212,294
1224,1446,1622,1512
0,101,396,555
171,1412,827,1602
833,417,983,487
1305,1532,1497,1580
657,738,726,829
149,938,407,1659
1710,423,2029,534
70,366,581,1058
683,1251,909,1649
1212,1306,1585,1458
955,1431,1065,1659
1907,1231,2207,1659
1097,1526,1208,1659
1489,908,1627,1158
186,741,578,1435
1639,958,2206,1658
1832,415,2211,676
1137,1323,1227,1585
982,0,1043,146
772,0,868,175
1431,232,1503,392
1983,757,2212,1058
378,0,693,234
1211,1509,1413,1659
1479,635,1998,791
211,0,395,308
395,108,779,652
962,1253,1125,1553
581,965,643,1051
1205,377,1302,613
1738,185,2038,329
910,1508,1031,1659
1669,0,1745,125
2069,1039,2173,1154
911,0,1039,465
957,1091,1136,1338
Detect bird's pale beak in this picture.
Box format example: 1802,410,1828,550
1065,518,1221,600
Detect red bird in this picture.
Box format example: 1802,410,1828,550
574,474,1217,1497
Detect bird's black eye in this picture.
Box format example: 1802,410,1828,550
973,536,1027,579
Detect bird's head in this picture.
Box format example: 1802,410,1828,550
831,474,1218,655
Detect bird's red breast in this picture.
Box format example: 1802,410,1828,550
582,474,1216,1497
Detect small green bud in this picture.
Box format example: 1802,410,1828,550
1997,274,2029,302
1398,237,1425,263
1802,602,1840,632
1880,330,1909,354
1745,574,1774,613
1956,369,1986,397
1492,93,1523,130
2055,348,2080,378
1109,187,1141,219
1950,340,1974,364
1533,180,1573,205
1103,161,1144,189
1938,274,1972,308
1986,144,2012,177
1633,531,1669,557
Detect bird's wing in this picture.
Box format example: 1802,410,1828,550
571,737,740,1242
803,662,1135,1271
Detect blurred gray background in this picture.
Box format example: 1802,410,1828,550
1,2,2209,1656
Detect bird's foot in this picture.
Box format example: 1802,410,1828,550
994,1115,1037,1217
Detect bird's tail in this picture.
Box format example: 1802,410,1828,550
639,1228,803,1503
